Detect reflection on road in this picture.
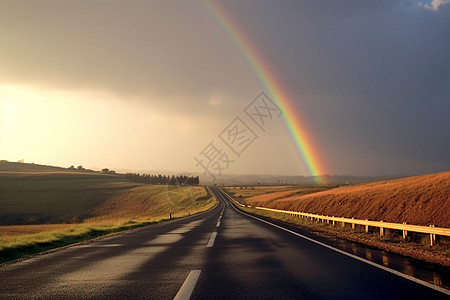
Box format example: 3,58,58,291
325,236,449,290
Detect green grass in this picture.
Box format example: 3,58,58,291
0,221,158,263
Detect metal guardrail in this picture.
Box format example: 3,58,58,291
221,189,450,246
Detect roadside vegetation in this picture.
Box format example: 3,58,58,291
0,221,157,263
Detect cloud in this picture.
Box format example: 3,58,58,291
0,1,259,116
208,96,222,107
419,0,450,10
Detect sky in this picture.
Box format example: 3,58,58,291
0,0,449,179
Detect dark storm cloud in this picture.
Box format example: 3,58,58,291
0,0,448,175
0,1,258,107
220,0,450,174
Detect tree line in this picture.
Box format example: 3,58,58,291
124,173,199,185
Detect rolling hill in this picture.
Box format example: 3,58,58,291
0,161,213,225
244,172,450,227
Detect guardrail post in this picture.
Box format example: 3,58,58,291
402,222,408,240
430,225,436,246
365,220,369,233
332,218,335,226
341,221,345,228
380,221,384,237
351,218,355,230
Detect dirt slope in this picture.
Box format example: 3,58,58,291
246,172,450,227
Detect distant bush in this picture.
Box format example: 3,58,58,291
124,173,199,185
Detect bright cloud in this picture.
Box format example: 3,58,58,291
419,0,450,10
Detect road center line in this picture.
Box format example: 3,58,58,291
227,194,450,296
173,270,201,300
207,232,217,247
216,221,221,227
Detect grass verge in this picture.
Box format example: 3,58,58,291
0,220,158,264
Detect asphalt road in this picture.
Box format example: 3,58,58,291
0,187,448,299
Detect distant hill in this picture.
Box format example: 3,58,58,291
0,160,71,172
245,172,450,227
0,161,116,181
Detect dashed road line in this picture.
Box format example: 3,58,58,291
207,232,217,248
173,270,201,300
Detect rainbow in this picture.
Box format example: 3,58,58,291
202,1,327,183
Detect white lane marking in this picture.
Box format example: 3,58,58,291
173,270,201,300
227,196,450,296
216,221,221,228
207,232,217,248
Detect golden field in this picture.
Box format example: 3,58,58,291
243,172,450,227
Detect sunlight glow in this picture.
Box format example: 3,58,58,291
0,84,203,171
